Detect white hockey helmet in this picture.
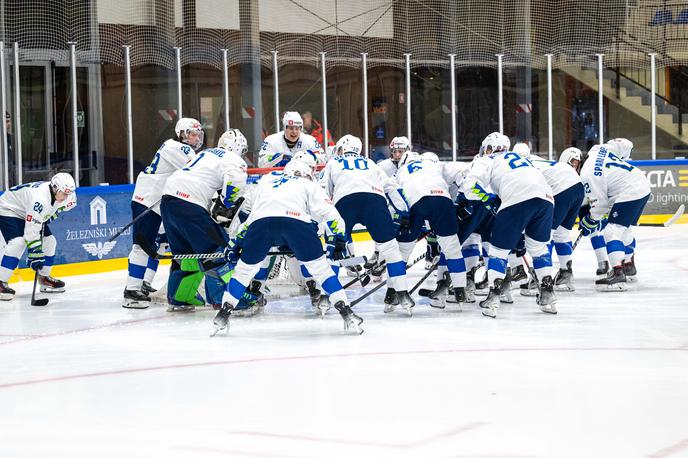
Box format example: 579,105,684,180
609,137,634,160
175,117,204,149
480,132,501,154
284,158,313,181
559,147,582,168
333,134,362,156
50,172,76,195
292,149,318,172
603,140,621,157
389,136,411,153
399,150,421,167
217,128,248,156
420,152,439,163
512,142,531,158
494,133,511,153
282,111,303,129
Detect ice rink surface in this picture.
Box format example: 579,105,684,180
1,225,687,458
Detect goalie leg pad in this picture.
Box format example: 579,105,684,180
167,259,204,306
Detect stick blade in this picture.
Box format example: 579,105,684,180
31,298,49,307
664,204,685,227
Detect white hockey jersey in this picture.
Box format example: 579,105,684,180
132,139,196,213
163,147,248,212
462,152,554,210
244,171,345,237
377,158,399,177
259,132,321,168
580,145,651,220
444,161,471,200
320,153,407,212
394,159,462,207
0,182,56,243
531,158,582,196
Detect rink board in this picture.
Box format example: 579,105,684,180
5,159,688,282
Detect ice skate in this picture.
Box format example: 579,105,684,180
510,264,528,284
499,273,513,304
210,302,233,336
554,261,575,291
316,295,331,317
39,275,65,293
395,290,415,316
334,301,364,335
595,265,628,291
428,272,450,309
464,267,477,303
0,281,16,301
519,277,539,297
141,281,156,295
371,262,386,283
623,255,637,281
383,287,398,313
306,280,321,307
122,289,151,309
537,275,558,314
345,264,363,278
479,278,507,318
596,260,610,278
233,281,266,317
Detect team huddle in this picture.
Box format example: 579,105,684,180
0,111,651,336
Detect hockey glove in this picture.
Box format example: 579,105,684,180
27,241,46,271
212,195,244,226
326,234,347,261
514,235,526,258
223,238,242,265
484,195,500,216
393,210,411,232
579,215,601,237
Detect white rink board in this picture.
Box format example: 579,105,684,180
0,225,687,458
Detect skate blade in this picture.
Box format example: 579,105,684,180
232,307,262,317
383,303,397,313
401,304,414,316
595,283,628,292
519,289,538,297
0,293,15,301
481,307,497,318
344,319,364,335
166,305,196,312
39,287,66,293
499,292,513,304
539,304,558,314
209,325,228,337
429,298,446,309
122,301,150,309
474,289,489,297
554,284,575,292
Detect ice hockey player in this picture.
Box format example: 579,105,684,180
579,142,650,290
378,136,411,177
160,128,248,311
523,146,585,293
258,111,322,168
123,117,203,308
213,159,363,335
607,137,638,277
462,140,557,317
394,150,468,307
0,173,76,300
320,134,413,314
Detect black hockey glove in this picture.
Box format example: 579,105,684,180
326,234,347,261
212,196,244,226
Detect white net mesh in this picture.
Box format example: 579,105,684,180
4,1,688,70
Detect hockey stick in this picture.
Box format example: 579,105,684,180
638,204,684,227
345,247,369,288
409,258,439,294
107,198,161,243
350,253,425,307
30,225,49,306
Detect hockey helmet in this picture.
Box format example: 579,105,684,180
175,117,204,150
50,172,76,196
218,129,248,156
512,142,531,158
334,134,362,156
